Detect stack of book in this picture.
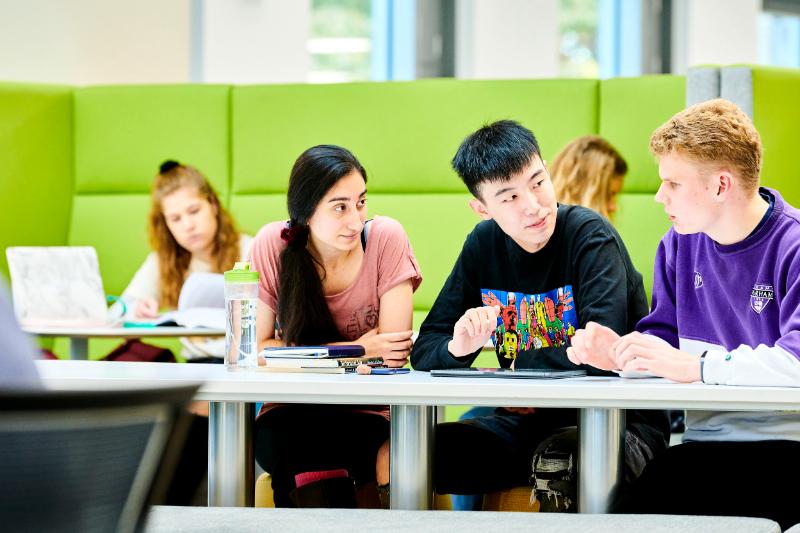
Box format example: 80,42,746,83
257,345,384,374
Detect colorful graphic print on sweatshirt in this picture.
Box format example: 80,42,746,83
481,286,577,360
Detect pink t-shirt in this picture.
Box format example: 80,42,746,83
250,215,422,341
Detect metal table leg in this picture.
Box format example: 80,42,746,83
208,401,254,507
69,337,88,360
390,405,435,510
578,407,625,513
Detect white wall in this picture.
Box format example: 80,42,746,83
201,0,310,84
0,0,772,86
672,0,761,75
0,0,310,85
0,0,191,85
455,0,559,79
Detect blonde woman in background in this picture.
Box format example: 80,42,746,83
119,160,253,505
550,135,628,219
123,160,251,326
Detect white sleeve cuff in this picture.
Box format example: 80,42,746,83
701,349,731,384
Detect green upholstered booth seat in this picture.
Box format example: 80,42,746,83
230,79,599,194
0,83,73,281
599,75,687,300
750,67,800,203
0,83,73,353
73,85,231,195
719,66,800,205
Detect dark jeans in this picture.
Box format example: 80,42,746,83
612,439,800,530
435,408,658,512
435,408,581,495
254,404,390,507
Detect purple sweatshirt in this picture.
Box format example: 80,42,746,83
638,188,800,442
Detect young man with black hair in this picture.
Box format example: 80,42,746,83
411,120,669,510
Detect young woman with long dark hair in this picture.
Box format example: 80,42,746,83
250,145,422,508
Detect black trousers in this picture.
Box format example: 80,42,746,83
612,440,800,530
254,405,390,507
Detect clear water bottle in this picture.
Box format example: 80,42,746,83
224,261,259,369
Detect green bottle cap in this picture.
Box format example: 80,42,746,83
224,261,259,282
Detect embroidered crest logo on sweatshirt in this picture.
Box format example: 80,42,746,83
750,283,774,314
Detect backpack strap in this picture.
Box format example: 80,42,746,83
361,219,373,251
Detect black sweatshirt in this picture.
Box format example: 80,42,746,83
411,205,670,446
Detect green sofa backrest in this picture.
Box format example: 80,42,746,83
70,85,231,297
600,75,686,297
0,83,73,280
0,75,706,356
718,66,800,203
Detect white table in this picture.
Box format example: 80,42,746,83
25,326,225,360
36,360,800,513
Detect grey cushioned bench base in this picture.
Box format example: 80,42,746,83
144,506,781,533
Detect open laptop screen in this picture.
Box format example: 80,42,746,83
6,246,109,327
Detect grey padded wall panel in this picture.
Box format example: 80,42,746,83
720,66,754,119
686,66,721,107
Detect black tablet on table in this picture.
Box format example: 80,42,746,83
430,368,587,379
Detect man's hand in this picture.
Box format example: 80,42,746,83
614,332,701,382
448,305,500,358
566,321,620,371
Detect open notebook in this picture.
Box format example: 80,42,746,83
122,273,225,330
6,246,111,327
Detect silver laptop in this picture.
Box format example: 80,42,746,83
5,246,109,327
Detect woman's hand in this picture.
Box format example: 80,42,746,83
356,328,414,367
134,298,159,318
